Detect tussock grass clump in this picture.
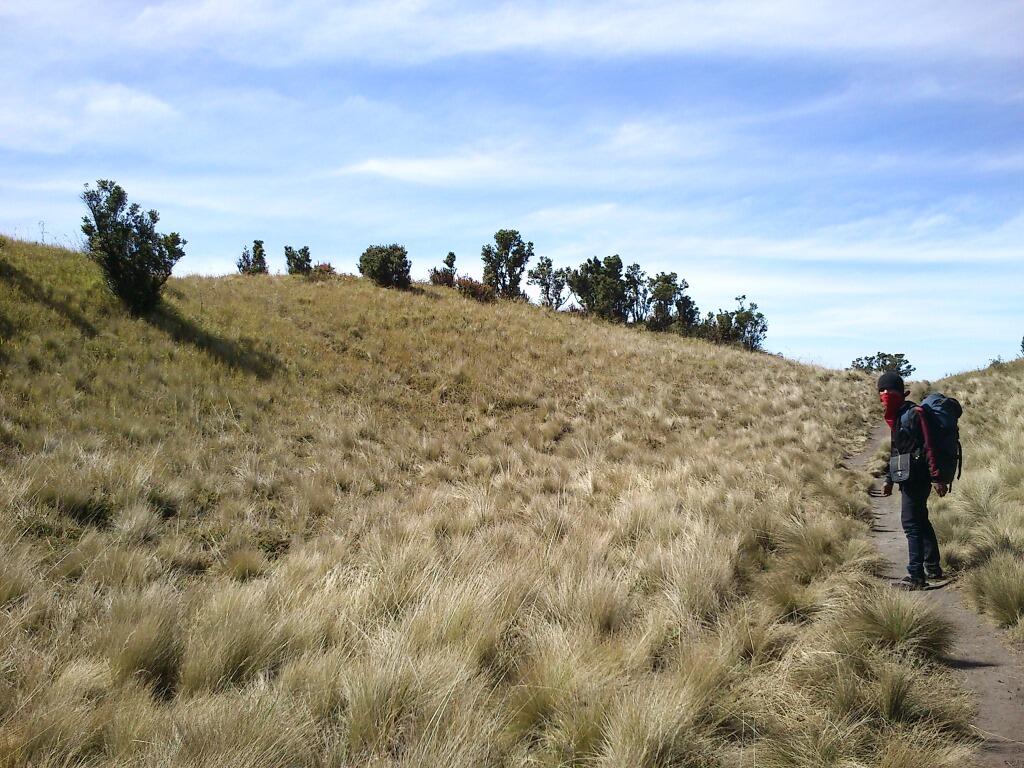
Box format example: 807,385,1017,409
759,570,824,624
756,715,872,768
180,583,284,693
871,663,973,731
222,546,270,581
837,587,952,658
103,585,184,694
37,481,114,526
113,500,162,544
343,638,496,762
965,552,1024,627
598,684,721,767
0,537,35,606
876,726,975,768
0,240,975,765
171,684,319,767
500,624,623,759
52,529,158,587
927,359,1024,636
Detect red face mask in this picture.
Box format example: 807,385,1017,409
880,390,905,429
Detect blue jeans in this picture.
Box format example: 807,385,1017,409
900,477,941,578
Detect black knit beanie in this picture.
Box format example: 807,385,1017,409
876,371,905,392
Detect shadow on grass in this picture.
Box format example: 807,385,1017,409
0,310,13,364
0,258,98,337
147,302,281,379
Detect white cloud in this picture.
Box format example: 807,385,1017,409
338,151,516,185
68,82,177,121
602,120,723,160
333,115,735,189
62,0,1021,65
335,142,684,188
0,82,178,154
530,202,1024,276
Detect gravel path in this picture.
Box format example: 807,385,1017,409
854,424,1024,767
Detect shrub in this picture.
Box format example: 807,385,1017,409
285,245,312,276
237,240,268,275
623,262,650,323
850,352,915,377
236,245,253,274
310,262,336,281
429,252,457,287
81,179,186,314
481,230,532,299
428,268,454,287
700,295,768,351
251,240,268,274
527,255,569,310
455,277,496,303
567,255,627,321
358,244,411,289
647,271,699,333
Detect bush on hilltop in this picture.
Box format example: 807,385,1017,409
850,352,915,378
81,179,186,314
527,255,569,310
481,230,532,300
429,252,457,287
455,276,496,303
567,255,628,322
701,295,768,352
359,244,411,289
238,240,268,275
310,262,336,281
285,246,312,276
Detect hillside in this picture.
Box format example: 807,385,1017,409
0,237,975,767
928,359,1024,641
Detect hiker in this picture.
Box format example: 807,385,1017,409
878,371,946,590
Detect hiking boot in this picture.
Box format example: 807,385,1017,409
898,575,928,591
925,567,944,580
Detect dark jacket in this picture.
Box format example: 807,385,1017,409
886,400,938,485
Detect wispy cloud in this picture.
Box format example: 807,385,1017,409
338,151,518,186
11,1,1016,66
117,0,1024,64
0,82,178,153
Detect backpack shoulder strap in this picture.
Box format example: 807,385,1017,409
915,405,941,482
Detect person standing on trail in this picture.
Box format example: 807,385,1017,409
878,371,947,590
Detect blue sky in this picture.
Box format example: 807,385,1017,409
2,1,1022,379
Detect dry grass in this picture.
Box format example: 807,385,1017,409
0,238,975,766
927,359,1024,633
838,586,953,658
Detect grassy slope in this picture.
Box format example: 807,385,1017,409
926,359,1024,640
1,238,974,767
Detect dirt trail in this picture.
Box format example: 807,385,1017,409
853,425,1024,767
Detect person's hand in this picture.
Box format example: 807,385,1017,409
933,481,948,497
882,481,893,497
